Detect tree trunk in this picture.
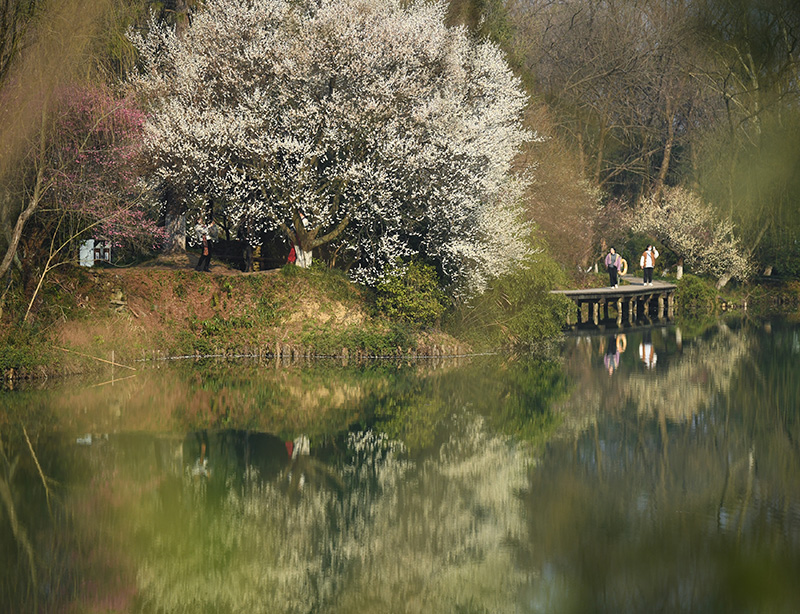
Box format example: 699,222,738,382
716,274,731,289
162,210,186,253
160,186,185,254
654,103,676,198
295,245,312,268
0,190,39,280
594,124,606,185
172,0,192,37
242,242,253,272
676,257,683,280
0,132,47,279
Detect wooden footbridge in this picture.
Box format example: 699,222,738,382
552,276,677,328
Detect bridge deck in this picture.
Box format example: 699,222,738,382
551,276,677,300
551,276,677,327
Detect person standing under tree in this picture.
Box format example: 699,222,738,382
194,217,209,271
195,218,218,272
604,247,621,288
640,245,659,285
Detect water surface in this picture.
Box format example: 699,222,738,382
1,319,799,613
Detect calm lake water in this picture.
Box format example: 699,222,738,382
2,318,800,613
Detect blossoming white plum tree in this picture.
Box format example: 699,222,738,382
633,187,751,287
130,0,533,295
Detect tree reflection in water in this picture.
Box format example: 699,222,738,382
1,322,800,612
523,320,800,613
126,418,531,614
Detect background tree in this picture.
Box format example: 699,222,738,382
632,186,751,286
130,0,534,295
0,0,112,282
513,0,708,198
517,104,601,273
0,0,41,84
17,84,165,323
690,0,800,276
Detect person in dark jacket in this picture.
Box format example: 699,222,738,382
604,247,621,288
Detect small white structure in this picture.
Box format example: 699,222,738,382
79,239,111,267
79,240,95,267
94,240,111,263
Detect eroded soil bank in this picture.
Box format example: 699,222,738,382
3,254,469,381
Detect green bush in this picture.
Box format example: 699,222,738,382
0,329,57,371
375,260,447,325
300,323,416,356
447,249,570,350
676,274,717,317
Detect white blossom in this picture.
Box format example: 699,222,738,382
633,187,752,282
130,0,532,294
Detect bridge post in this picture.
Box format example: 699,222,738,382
592,301,599,326
658,294,664,320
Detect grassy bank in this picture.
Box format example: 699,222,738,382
0,254,470,380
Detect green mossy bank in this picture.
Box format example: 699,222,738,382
2,252,797,382
0,256,475,381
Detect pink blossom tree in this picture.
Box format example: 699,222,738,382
7,84,167,322
45,84,165,255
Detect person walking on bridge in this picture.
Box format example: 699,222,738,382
604,247,622,288
640,245,659,285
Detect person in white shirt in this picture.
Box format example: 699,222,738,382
640,245,659,285
195,217,213,272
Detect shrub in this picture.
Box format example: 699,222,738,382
375,260,447,325
676,274,717,317
448,248,570,350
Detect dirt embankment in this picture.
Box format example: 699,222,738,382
9,253,468,379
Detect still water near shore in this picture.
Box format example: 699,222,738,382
2,318,800,613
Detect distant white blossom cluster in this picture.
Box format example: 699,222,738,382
634,187,752,282
130,0,533,294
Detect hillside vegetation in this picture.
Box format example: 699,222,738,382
1,255,469,380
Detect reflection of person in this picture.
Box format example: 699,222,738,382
604,247,622,288
640,245,659,286
191,432,211,478
603,333,627,375
639,333,657,368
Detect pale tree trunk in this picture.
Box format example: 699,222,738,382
162,208,185,253
676,257,684,280
295,245,312,268
0,107,50,280
716,274,731,290
0,172,42,279
281,211,351,270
